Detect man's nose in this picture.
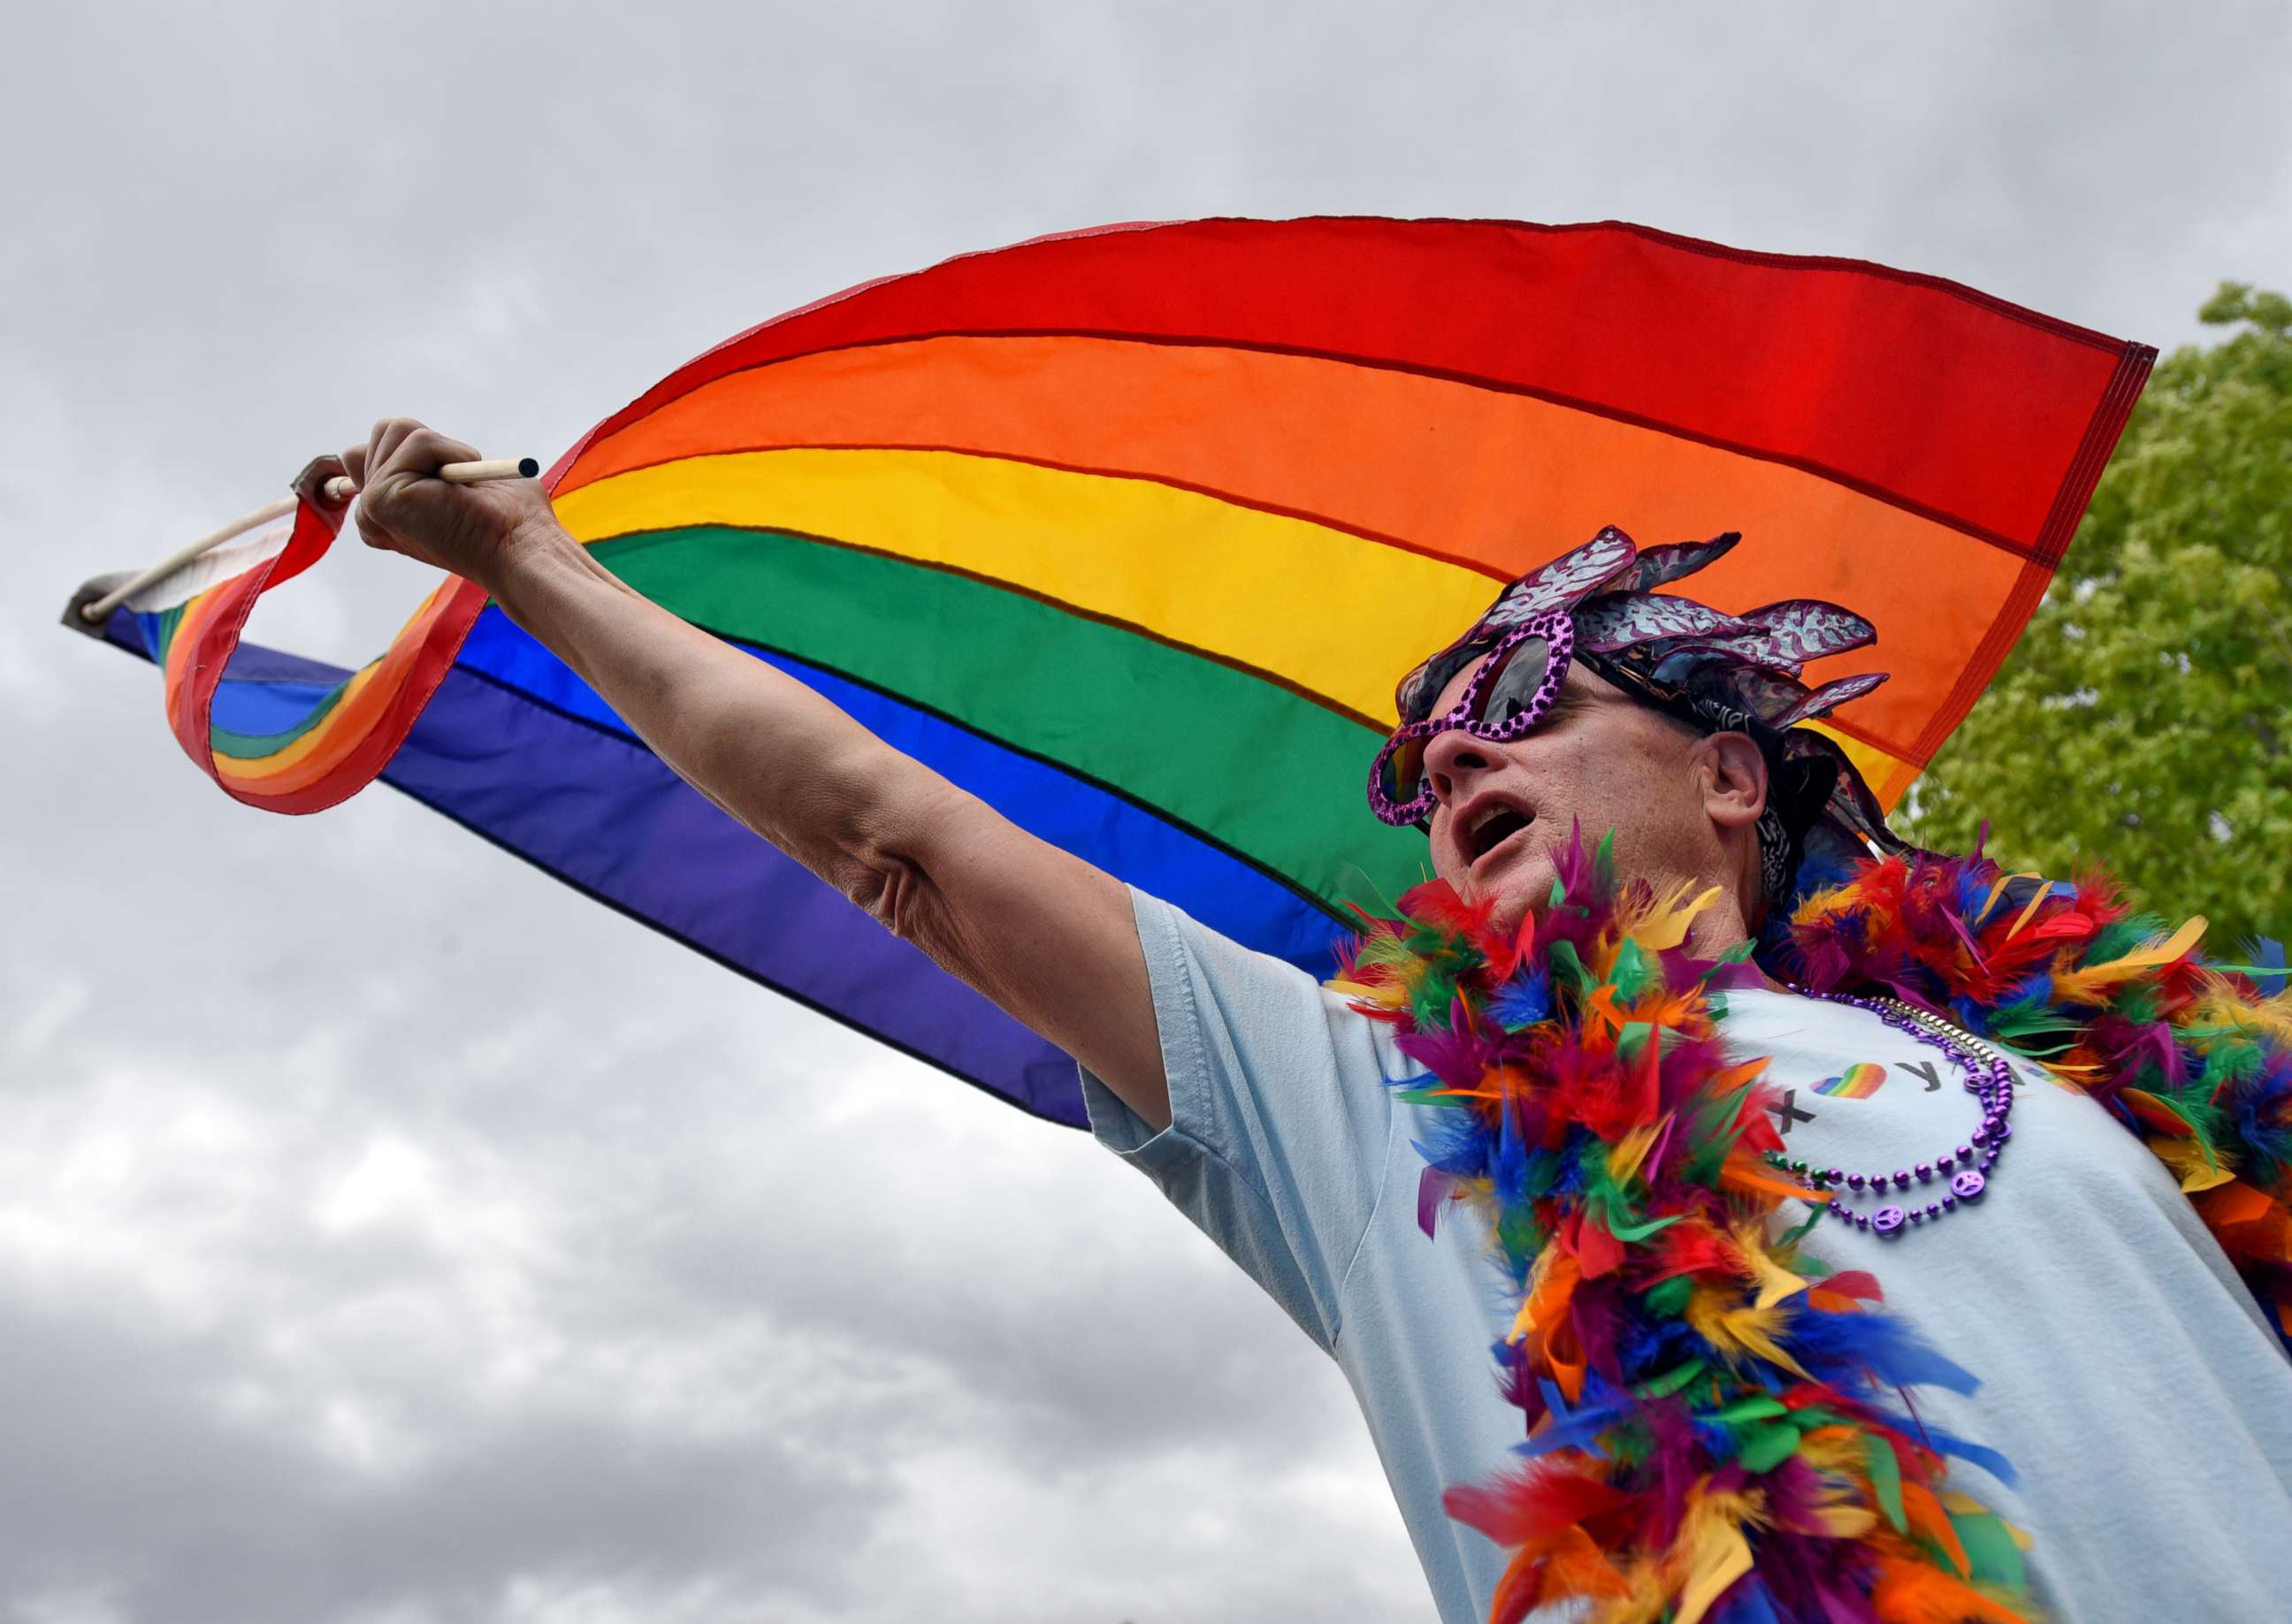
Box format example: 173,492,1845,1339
1421,728,1497,807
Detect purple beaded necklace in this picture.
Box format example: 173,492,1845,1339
1761,994,2015,1239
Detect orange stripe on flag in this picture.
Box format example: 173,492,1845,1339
557,335,2030,784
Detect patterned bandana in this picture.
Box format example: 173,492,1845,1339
1387,526,1901,912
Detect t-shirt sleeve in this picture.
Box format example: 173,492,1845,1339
1079,885,1402,1350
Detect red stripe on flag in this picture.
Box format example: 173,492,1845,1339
551,217,2151,555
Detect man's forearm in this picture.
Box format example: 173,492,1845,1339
485,522,1163,1110
485,522,936,901
483,522,1168,1110
328,419,1168,1120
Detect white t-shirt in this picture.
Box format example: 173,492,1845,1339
1082,888,2292,1623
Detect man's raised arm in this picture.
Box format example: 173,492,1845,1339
340,418,1172,1129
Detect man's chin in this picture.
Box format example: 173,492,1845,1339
1473,844,1556,937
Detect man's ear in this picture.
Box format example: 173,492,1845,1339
1698,732,1769,832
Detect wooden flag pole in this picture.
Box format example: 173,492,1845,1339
77,457,539,624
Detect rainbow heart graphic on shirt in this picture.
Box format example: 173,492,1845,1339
1812,1063,1888,1100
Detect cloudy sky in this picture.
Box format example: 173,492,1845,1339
5,4,2289,1621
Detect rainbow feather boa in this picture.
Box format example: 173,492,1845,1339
1333,834,2292,1624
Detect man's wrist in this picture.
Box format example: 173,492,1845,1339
485,515,587,604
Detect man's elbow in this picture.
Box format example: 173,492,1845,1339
842,842,937,942
829,779,972,947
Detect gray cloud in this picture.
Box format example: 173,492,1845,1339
5,3,2289,1620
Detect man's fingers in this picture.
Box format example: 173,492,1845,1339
365,417,418,477
386,427,483,478
351,420,491,557
344,421,478,497
367,422,483,492
341,418,526,568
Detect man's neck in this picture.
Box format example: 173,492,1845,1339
1685,889,1784,987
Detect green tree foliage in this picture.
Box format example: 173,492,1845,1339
1903,285,2292,946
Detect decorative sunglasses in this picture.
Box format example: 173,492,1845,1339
1367,613,1575,826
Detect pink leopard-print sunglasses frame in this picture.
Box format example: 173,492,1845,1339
1366,613,1575,826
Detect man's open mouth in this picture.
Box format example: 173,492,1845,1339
1463,799,1535,866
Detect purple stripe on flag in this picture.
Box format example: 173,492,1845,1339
381,666,1088,1125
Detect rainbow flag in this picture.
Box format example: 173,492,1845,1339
66,218,2153,1126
